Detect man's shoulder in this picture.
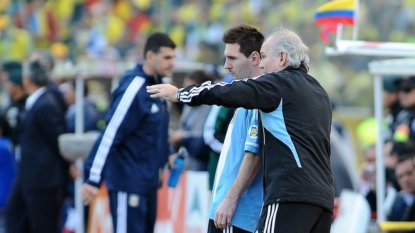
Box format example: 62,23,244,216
118,71,149,91
120,69,146,81
35,91,59,109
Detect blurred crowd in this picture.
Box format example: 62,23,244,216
353,75,415,227
0,0,414,64
0,0,267,63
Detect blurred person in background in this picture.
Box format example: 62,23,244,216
203,64,236,191
0,12,32,62
29,49,68,115
81,32,176,233
21,0,59,48
387,141,415,171
0,61,27,148
148,26,334,233
385,141,415,192
358,144,378,218
393,77,415,143
388,154,415,232
59,80,99,133
169,70,214,171
0,116,16,233
5,60,68,233
383,76,403,141
58,80,99,233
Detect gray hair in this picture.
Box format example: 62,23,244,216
267,27,310,71
23,60,50,87
29,49,55,72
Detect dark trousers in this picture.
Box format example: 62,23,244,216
255,202,332,233
207,219,251,233
5,180,63,233
109,190,157,233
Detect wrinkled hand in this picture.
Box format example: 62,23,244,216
146,84,179,102
214,197,238,229
81,183,99,205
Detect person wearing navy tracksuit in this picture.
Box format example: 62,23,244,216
81,32,176,233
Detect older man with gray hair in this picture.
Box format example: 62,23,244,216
148,27,334,233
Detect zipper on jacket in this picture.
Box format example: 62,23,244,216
259,112,265,145
259,111,267,193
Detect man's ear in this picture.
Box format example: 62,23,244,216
251,51,261,65
280,52,287,66
145,50,154,61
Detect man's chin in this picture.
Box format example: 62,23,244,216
156,72,172,79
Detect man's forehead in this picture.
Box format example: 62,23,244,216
261,38,272,52
224,43,242,54
158,47,176,56
397,159,415,171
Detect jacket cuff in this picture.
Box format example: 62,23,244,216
85,179,101,188
176,88,184,102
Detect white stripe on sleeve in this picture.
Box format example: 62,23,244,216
203,105,224,153
89,77,145,183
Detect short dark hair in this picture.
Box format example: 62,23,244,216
391,141,415,157
397,153,415,166
24,61,50,87
222,24,264,58
2,61,22,73
143,32,176,59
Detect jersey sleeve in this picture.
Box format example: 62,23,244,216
244,109,259,154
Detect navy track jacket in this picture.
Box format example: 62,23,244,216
85,64,171,194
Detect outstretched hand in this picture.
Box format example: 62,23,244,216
146,84,179,102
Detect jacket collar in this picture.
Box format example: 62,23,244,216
284,63,308,73
133,64,160,85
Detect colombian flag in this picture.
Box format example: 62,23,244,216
315,0,355,26
320,24,338,43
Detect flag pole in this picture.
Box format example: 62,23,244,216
352,0,359,40
336,24,343,42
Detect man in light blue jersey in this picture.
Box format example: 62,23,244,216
175,24,265,233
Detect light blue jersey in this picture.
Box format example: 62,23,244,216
208,108,263,232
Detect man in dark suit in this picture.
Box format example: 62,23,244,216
388,154,415,233
29,49,68,114
5,60,68,233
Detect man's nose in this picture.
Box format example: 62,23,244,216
224,60,231,69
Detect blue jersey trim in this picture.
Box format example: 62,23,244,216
261,99,302,168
